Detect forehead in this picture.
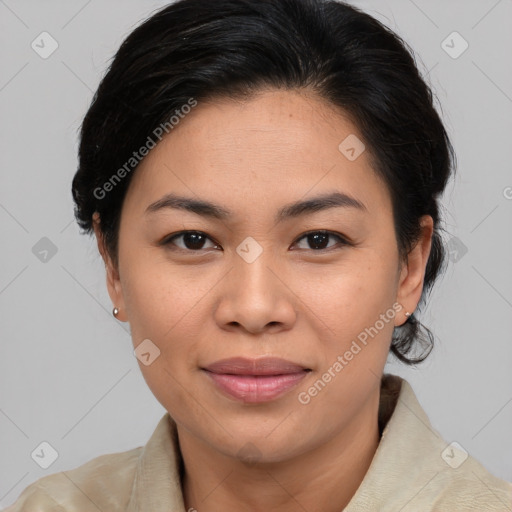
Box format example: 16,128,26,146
123,89,392,218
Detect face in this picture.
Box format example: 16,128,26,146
95,89,432,462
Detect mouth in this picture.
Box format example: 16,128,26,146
201,357,312,403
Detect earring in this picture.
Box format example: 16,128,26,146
405,311,411,317
113,307,119,317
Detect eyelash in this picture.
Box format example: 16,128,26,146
160,230,352,253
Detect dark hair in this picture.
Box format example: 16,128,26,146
71,0,456,364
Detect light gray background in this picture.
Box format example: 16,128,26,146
1,0,511,507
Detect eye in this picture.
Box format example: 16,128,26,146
161,231,220,251
161,229,351,253
292,230,350,251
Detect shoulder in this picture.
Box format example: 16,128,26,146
396,378,512,509
428,453,512,510
2,446,142,512
352,376,512,511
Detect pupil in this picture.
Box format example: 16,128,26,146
309,232,328,249
184,232,205,250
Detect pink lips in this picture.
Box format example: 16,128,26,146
202,357,310,403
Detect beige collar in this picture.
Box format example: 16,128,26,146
126,374,511,511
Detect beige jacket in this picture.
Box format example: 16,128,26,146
3,375,511,511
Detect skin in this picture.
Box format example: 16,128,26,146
93,89,433,512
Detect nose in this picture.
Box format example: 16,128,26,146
214,250,297,335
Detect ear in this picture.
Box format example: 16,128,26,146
395,215,434,326
92,212,128,322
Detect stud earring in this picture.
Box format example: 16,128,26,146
113,307,119,317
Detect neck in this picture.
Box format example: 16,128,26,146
178,390,381,512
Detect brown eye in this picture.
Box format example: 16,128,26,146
163,231,219,251
292,231,349,251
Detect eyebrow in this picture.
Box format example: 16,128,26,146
145,191,368,222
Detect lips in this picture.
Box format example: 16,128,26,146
204,357,310,375
202,357,311,403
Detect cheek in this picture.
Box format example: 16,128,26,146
305,254,398,327
120,253,204,337
306,257,399,377
120,258,214,389
121,262,207,417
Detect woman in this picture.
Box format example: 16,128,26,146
5,0,511,510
